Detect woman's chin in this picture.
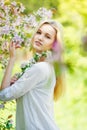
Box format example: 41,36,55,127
33,45,42,52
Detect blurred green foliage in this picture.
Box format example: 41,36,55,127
0,0,87,130
15,0,59,15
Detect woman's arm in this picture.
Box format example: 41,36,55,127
0,42,20,90
0,58,15,90
0,62,46,101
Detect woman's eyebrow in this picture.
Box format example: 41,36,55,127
46,32,53,37
37,29,41,31
45,33,51,38
39,28,52,36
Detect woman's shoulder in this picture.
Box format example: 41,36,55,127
25,61,53,76
34,61,54,74
21,62,49,79
23,61,54,80
35,61,52,69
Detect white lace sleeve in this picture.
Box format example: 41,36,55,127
0,64,46,101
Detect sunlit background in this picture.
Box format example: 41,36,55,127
0,0,87,130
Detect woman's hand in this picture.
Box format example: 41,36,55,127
10,74,18,85
1,42,21,90
9,42,21,60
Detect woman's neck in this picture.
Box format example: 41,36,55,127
33,51,47,62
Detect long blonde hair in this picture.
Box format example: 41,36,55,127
46,20,64,101
32,20,64,101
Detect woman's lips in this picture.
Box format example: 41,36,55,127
35,41,42,46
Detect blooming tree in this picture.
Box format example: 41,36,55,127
0,0,53,69
0,0,53,129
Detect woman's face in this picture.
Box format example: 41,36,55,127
32,23,56,52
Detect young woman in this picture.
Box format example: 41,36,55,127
0,20,64,130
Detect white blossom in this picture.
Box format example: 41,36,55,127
0,12,5,18
14,16,22,26
0,1,53,69
0,0,4,7
12,34,24,44
9,120,14,125
11,1,17,6
1,58,9,67
24,38,31,47
21,62,29,69
20,4,25,12
1,41,8,51
24,15,37,27
36,7,52,19
1,25,10,35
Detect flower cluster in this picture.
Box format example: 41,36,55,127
36,7,52,19
0,0,53,69
15,51,48,78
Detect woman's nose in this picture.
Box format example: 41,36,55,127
38,34,43,41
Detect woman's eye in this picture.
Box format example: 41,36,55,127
46,35,51,39
36,31,41,34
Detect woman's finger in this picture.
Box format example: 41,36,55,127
9,42,16,58
15,42,21,48
11,77,17,81
10,75,18,85
15,44,21,49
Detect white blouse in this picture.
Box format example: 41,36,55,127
0,62,59,130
